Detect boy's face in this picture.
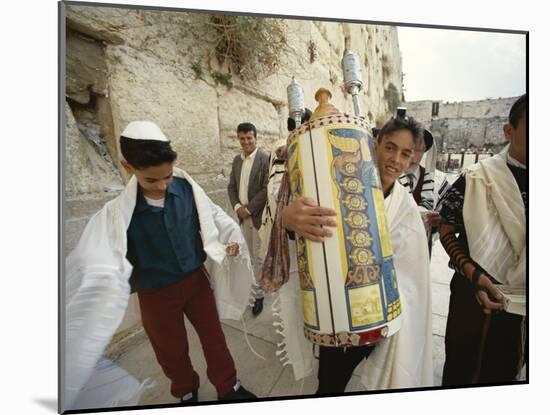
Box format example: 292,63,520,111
504,111,526,165
122,161,174,200
408,140,425,171
375,129,415,192
238,130,257,156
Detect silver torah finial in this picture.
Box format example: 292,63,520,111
287,77,305,128
342,49,364,117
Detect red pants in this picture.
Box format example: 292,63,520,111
137,267,237,398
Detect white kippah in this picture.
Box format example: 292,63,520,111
121,121,169,142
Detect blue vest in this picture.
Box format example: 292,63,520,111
126,177,207,292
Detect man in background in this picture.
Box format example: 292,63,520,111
228,122,270,315
399,129,440,254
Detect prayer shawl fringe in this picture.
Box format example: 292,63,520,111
269,242,315,379
463,147,525,287
64,168,255,410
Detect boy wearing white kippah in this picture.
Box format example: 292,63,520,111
65,121,256,408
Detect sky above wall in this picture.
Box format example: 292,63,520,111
397,26,526,102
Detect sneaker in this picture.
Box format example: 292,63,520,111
180,390,198,403
252,297,264,316
220,385,257,401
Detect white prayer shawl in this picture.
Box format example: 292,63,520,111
361,182,433,389
463,147,526,287
64,168,255,410
422,141,437,181
275,182,434,389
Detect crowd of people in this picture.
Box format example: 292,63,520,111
65,93,526,407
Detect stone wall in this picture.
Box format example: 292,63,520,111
405,97,519,151
64,3,404,254
431,117,508,150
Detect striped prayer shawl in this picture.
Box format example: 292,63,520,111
398,165,435,210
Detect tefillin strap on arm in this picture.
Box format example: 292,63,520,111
440,232,478,283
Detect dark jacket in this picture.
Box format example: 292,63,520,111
227,148,270,229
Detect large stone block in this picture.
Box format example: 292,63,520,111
64,102,124,197
66,29,109,104
66,5,139,45
314,21,346,57
218,87,281,141
105,45,222,175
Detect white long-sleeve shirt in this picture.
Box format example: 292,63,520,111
234,148,258,214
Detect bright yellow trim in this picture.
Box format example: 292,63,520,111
360,138,372,161
324,127,349,284
302,290,318,327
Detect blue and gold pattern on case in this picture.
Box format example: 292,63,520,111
324,126,399,330
382,259,401,321
288,138,320,330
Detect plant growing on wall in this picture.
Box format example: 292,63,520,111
308,40,317,63
381,54,391,80
211,71,234,89
384,82,400,115
189,14,291,82
190,60,204,80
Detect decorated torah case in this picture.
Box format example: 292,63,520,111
287,92,402,347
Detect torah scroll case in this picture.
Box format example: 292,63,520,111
287,88,402,347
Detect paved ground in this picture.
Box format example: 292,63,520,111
109,240,454,405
